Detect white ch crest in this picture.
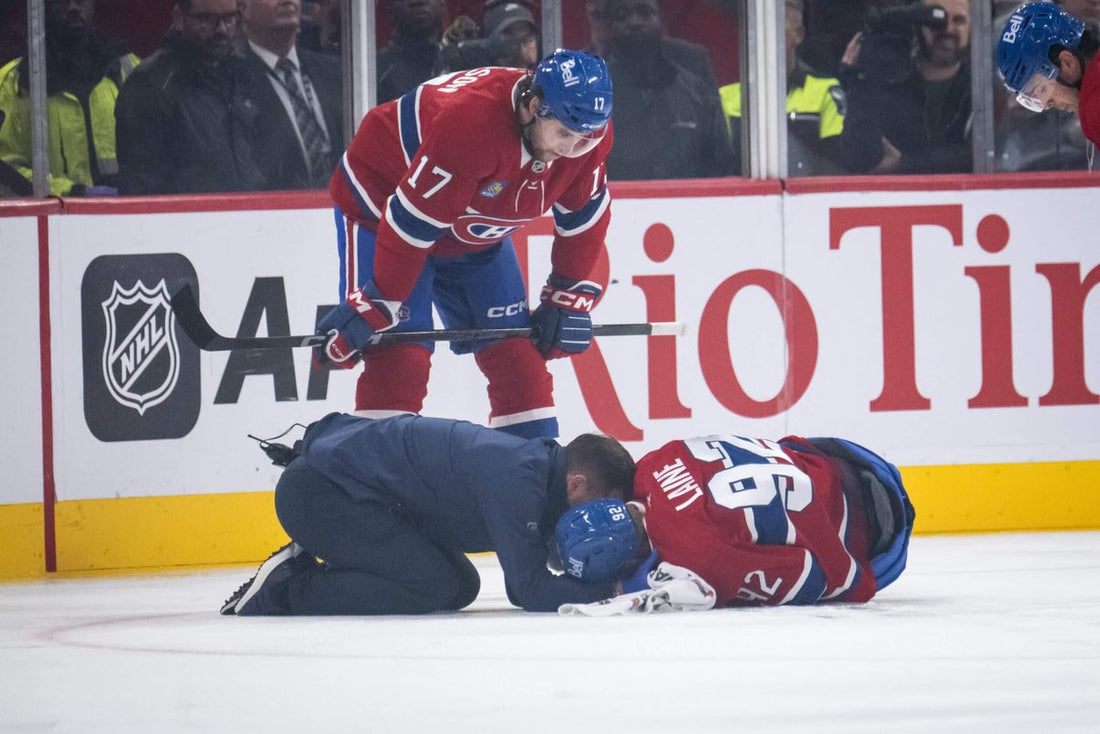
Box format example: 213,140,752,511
101,278,180,415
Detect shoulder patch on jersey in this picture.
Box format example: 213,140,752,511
480,181,508,198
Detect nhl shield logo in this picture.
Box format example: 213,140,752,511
101,279,180,415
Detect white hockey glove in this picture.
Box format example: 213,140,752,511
558,562,717,617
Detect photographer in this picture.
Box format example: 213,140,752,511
440,0,540,73
838,0,972,173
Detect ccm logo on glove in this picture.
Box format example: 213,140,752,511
540,280,602,312
529,275,603,359
348,288,401,331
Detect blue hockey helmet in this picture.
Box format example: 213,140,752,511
553,499,640,582
532,49,613,134
996,2,1085,110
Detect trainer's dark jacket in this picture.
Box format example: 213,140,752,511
297,412,617,612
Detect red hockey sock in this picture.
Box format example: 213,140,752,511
355,344,432,414
475,339,557,435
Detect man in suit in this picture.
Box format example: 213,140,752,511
241,0,343,190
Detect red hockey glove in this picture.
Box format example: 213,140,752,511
312,287,402,369
529,274,603,359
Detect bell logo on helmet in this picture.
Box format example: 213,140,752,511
559,58,581,87
1002,14,1022,44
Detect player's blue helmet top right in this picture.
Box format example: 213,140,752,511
997,2,1085,102
533,49,613,134
553,498,639,582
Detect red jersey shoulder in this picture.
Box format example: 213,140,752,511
413,68,527,170
1079,53,1100,146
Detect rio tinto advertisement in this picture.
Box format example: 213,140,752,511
31,181,1100,502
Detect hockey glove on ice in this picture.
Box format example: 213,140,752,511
312,286,402,369
529,274,602,359
558,562,717,616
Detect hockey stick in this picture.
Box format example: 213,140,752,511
170,283,686,352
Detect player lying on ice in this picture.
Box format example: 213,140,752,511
552,434,916,615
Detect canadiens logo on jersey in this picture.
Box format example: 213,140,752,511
450,212,525,245
480,181,507,198
101,279,181,416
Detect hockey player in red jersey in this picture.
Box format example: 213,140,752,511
552,434,915,614
317,49,615,439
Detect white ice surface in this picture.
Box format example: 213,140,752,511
2,532,1098,734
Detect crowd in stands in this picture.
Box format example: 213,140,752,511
1,0,1096,198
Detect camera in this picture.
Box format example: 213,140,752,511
441,33,535,70
441,36,499,70
858,1,948,85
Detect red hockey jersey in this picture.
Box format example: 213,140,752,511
1079,52,1100,147
633,435,877,607
330,67,613,301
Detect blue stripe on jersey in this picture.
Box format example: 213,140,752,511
397,89,422,164
788,554,828,605
751,493,792,546
553,188,608,235
720,439,768,466
388,194,449,246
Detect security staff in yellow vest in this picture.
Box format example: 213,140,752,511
720,0,850,176
0,0,139,197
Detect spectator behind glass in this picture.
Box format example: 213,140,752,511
440,0,541,72
115,0,269,194
586,0,721,90
376,0,445,104
0,0,139,197
720,0,851,176
600,0,735,180
299,0,342,56
838,0,973,174
241,0,343,189
586,0,611,54
995,0,1098,171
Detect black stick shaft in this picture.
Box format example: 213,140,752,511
170,283,684,352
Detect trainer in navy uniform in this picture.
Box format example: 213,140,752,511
220,412,636,615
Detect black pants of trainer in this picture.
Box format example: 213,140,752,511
273,459,481,615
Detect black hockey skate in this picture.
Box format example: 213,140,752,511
220,542,306,615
